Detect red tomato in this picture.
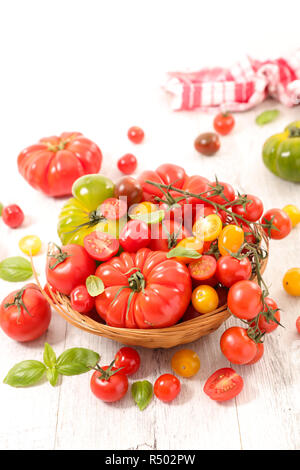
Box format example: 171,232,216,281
114,347,141,375
204,367,243,402
127,126,144,144
188,255,217,282
138,164,187,202
0,284,51,342
216,256,252,288
228,280,263,320
194,132,220,156
2,204,24,228
207,181,235,205
17,132,102,197
154,374,181,402
232,194,264,222
296,317,300,334
203,205,227,224
46,244,96,295
213,113,235,136
83,232,120,262
90,366,128,402
237,221,257,244
246,343,264,365
250,297,280,334
117,153,137,175
100,198,127,220
261,209,292,240
220,327,257,364
95,248,191,328
148,220,190,251
70,285,94,313
119,220,150,252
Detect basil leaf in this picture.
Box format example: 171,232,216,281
129,210,165,225
46,368,59,387
4,360,46,387
167,247,202,259
131,380,153,411
86,275,104,297
43,343,57,368
255,109,279,126
0,256,33,282
56,348,100,376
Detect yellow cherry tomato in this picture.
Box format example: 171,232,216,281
282,205,300,228
218,224,244,256
19,235,42,256
171,349,201,378
193,214,222,242
175,236,204,264
129,201,157,217
191,285,219,314
283,268,300,296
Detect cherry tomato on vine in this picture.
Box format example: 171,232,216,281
84,232,120,262
19,235,42,256
296,317,300,334
70,285,94,313
220,327,257,364
114,347,141,376
90,365,128,402
191,285,219,314
232,194,264,222
238,221,257,244
189,255,217,282
149,220,189,252
261,208,292,240
282,268,300,296
246,343,264,365
117,153,137,175
194,132,220,156
282,204,300,228
254,297,280,334
127,126,144,144
227,280,263,320
100,198,127,220
114,176,143,207
119,220,150,252
171,349,200,378
218,224,244,256
154,374,181,402
204,368,243,402
203,205,227,224
0,284,51,342
207,181,235,205
2,204,24,228
193,214,222,242
216,255,252,288
175,236,204,264
213,113,235,136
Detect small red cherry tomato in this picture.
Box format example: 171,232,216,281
188,255,217,282
232,194,264,222
127,126,144,144
207,181,235,205
250,297,280,334
114,347,141,376
213,112,235,136
246,343,264,365
261,208,292,240
220,327,257,364
100,198,127,220
70,285,94,313
2,204,24,228
194,132,220,156
117,153,137,175
204,367,243,402
216,256,252,288
119,220,150,252
90,366,128,402
154,374,181,402
83,232,120,262
228,280,263,320
296,317,300,334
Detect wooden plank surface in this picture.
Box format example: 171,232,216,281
0,0,299,450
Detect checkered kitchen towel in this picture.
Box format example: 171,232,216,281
164,51,300,111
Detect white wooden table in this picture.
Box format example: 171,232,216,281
0,1,299,451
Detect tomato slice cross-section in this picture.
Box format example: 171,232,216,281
84,232,120,261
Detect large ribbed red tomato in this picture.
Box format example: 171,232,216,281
17,132,102,197
95,248,192,328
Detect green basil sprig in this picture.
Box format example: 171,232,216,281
86,275,104,297
0,256,33,282
166,247,202,259
255,109,279,126
131,380,153,411
4,343,100,388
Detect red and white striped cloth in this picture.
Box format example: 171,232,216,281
164,51,300,111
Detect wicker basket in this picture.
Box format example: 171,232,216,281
35,232,268,349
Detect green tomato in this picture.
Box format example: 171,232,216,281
72,174,115,211
0,202,3,216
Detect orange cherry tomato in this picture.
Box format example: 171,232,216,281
218,224,244,256
192,214,222,242
171,349,201,378
175,236,204,264
191,285,219,314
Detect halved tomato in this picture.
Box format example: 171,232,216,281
204,367,244,402
84,232,120,261
188,255,217,281
100,198,127,220
193,214,222,242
